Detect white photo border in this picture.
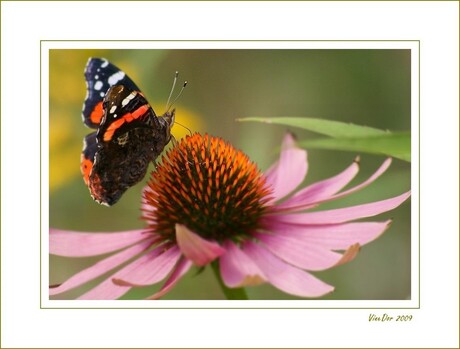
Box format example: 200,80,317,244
1,1,458,348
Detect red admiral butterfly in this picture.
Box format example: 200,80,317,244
81,58,177,206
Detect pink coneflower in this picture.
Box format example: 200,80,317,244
50,133,410,300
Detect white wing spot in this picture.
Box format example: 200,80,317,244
121,91,137,107
108,71,125,86
109,105,117,114
100,92,105,97
101,59,109,68
95,75,99,79
94,81,103,90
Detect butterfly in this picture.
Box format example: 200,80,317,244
80,58,177,206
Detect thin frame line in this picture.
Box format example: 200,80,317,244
42,40,419,309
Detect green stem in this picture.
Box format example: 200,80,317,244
211,261,249,300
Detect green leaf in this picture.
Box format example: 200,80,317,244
237,117,390,138
298,132,411,162
237,116,411,161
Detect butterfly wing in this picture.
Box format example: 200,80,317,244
82,58,141,129
80,132,98,186
96,84,158,144
80,58,176,206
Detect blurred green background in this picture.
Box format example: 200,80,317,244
49,49,411,300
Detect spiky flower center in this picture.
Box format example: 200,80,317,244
143,133,272,243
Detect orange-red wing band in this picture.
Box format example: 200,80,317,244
80,156,93,186
103,104,150,142
90,101,104,125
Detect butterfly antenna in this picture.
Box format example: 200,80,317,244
167,81,188,112
174,120,193,135
170,134,179,147
166,71,179,111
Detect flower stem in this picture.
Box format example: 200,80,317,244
211,261,249,300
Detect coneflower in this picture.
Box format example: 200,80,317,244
50,133,410,299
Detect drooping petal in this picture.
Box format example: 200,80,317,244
243,242,334,298
264,133,308,202
175,224,225,266
254,232,347,271
260,219,392,250
78,246,178,300
334,243,361,267
275,158,392,212
50,240,154,296
255,231,362,271
269,191,410,225
146,258,193,300
275,158,359,210
78,278,131,300
220,241,266,288
112,246,181,287
326,158,392,202
50,229,154,257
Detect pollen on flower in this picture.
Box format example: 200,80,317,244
143,133,272,243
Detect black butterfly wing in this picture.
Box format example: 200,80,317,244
86,86,170,206
96,85,158,144
80,58,174,206
80,132,98,186
82,58,141,129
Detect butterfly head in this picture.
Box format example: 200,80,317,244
162,108,176,143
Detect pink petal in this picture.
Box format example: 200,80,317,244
327,158,392,202
254,232,346,271
50,239,154,296
275,158,392,212
255,231,363,271
261,219,391,250
220,241,266,288
175,224,225,266
112,246,181,287
78,248,161,300
50,228,154,257
334,243,361,267
141,185,157,224
264,133,308,202
146,258,193,300
276,157,359,210
79,278,131,300
78,246,179,300
243,242,334,298
270,191,410,225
